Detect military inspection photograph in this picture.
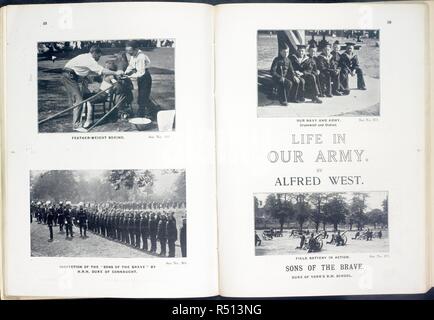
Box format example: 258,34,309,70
257,30,380,117
37,39,175,133
254,191,388,256
30,169,187,258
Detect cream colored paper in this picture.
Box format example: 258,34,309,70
215,3,429,297
2,2,218,298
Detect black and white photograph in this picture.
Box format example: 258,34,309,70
254,191,388,256
257,30,380,117
30,169,187,258
38,39,175,133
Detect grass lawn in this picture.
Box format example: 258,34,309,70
31,221,182,258
255,228,388,256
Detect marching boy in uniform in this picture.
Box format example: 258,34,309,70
77,203,88,238
64,201,74,239
46,201,54,242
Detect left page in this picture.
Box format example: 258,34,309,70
2,2,217,298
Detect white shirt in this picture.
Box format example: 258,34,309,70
64,53,104,77
125,50,150,79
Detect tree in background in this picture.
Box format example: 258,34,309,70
263,194,292,233
381,196,388,228
31,170,79,202
367,208,384,229
308,193,327,232
350,192,369,231
294,193,311,232
254,196,260,216
30,169,186,205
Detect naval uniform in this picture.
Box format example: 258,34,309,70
290,54,321,101
339,51,366,92
316,52,342,96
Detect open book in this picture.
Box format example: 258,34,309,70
1,1,433,299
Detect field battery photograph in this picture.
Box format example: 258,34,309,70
254,191,388,256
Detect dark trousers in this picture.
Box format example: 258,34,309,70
150,234,157,252
128,231,134,246
319,70,340,95
159,238,167,256
340,68,366,91
66,224,73,237
141,233,148,250
291,76,305,101
126,230,130,244
272,76,292,103
79,224,87,237
181,243,186,258
168,240,176,257
135,232,141,248
48,225,53,240
302,73,320,99
136,71,152,117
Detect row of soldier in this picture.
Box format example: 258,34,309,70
30,200,187,258
271,40,367,106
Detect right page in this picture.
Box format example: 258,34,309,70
215,3,429,297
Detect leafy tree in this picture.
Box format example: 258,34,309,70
264,194,293,233
350,192,369,230
367,208,383,229
294,193,311,231
31,170,79,202
254,196,260,216
382,197,388,217
107,170,156,196
308,193,327,232
323,194,348,231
